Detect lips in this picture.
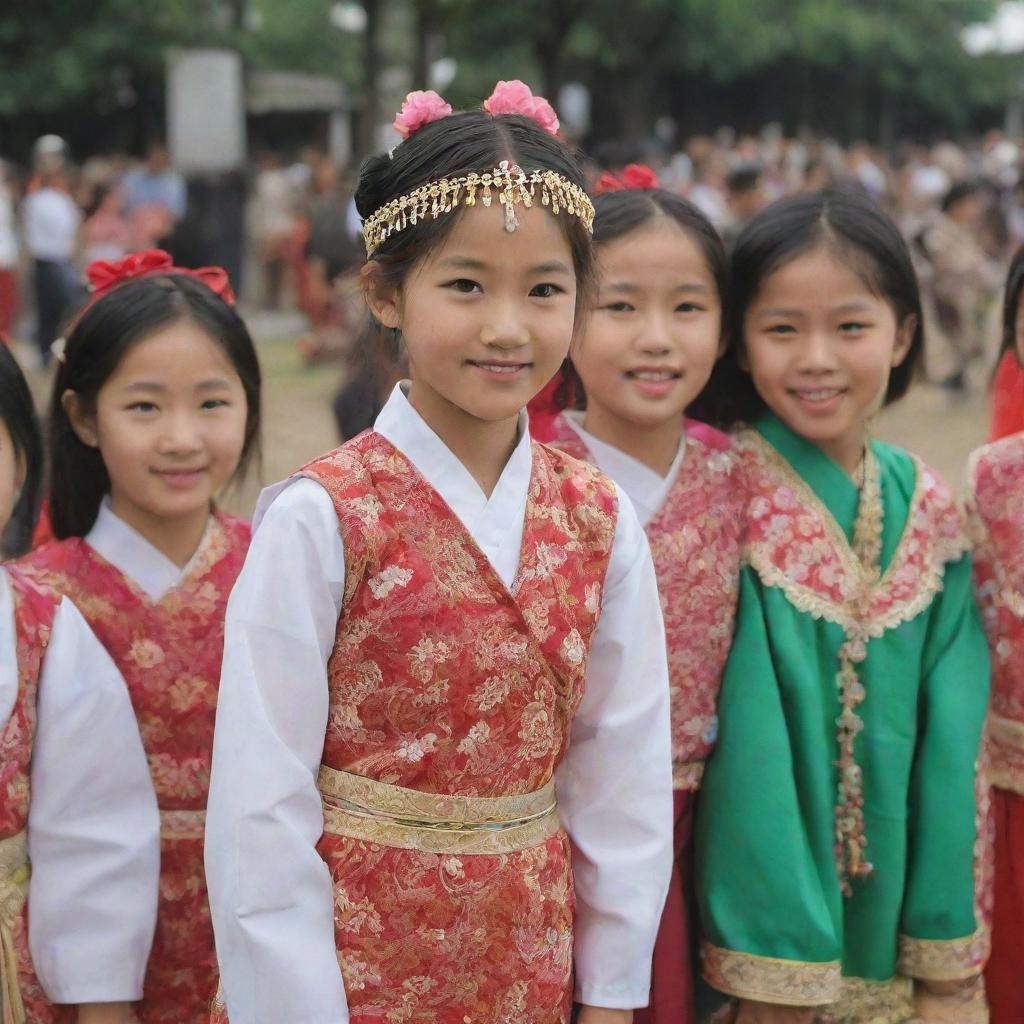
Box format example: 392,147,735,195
625,367,681,381
468,359,532,377
790,387,846,403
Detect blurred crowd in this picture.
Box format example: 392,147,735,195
2,126,1021,395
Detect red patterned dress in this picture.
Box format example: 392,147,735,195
969,432,1024,1024
548,414,744,1024
18,512,250,1024
0,568,67,1024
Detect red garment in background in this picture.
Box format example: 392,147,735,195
527,369,575,443
985,789,1024,1024
0,269,17,336
990,351,1024,441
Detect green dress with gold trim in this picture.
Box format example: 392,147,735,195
695,414,991,1022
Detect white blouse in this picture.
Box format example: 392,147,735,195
206,385,675,1024
0,568,161,1004
559,411,686,529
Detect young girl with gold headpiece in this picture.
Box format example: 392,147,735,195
18,251,261,1023
544,164,742,1024
0,342,160,1024
205,83,674,1024
695,189,990,1024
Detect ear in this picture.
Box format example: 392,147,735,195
360,261,402,331
61,389,99,448
891,314,917,368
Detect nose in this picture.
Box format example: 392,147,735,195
157,410,204,455
795,329,840,373
480,297,531,349
635,308,674,356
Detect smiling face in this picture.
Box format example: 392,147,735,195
365,201,577,435
574,219,721,433
64,318,249,536
742,243,915,472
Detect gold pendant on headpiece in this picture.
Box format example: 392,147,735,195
362,160,594,256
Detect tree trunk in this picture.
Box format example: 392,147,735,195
356,0,383,161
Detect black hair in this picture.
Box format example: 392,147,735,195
356,111,595,317
997,245,1024,369
0,345,42,557
706,188,925,428
941,180,983,213
564,187,728,417
727,166,762,195
48,274,262,539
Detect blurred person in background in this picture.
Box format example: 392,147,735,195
249,150,296,310
722,164,764,246
122,141,186,250
0,159,19,338
21,152,81,365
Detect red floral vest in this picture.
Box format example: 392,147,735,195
300,430,619,795
547,416,744,788
970,433,1024,794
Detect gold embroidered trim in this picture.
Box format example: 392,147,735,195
821,976,915,1024
673,759,705,791
986,714,1024,794
318,766,561,854
0,832,29,1024
700,940,841,1006
739,432,968,638
159,808,207,841
897,930,988,981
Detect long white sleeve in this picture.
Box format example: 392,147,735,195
205,478,349,1024
27,596,161,1004
556,488,674,1009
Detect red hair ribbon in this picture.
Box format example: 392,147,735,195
86,249,236,306
593,164,660,195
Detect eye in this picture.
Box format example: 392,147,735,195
839,321,870,333
676,302,704,314
127,401,159,413
602,301,634,313
445,278,481,294
201,398,230,411
530,282,564,298
766,324,796,335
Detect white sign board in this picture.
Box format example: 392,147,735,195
167,48,246,173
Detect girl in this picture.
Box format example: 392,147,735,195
967,244,1024,1024
17,249,261,1024
545,164,743,1024
694,190,990,1024
205,83,674,1024
0,342,160,1024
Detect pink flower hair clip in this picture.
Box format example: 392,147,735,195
393,90,453,140
483,80,559,136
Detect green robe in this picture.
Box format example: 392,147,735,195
695,414,990,1016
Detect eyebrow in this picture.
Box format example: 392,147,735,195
757,299,877,318
438,256,572,275
605,281,710,295
121,379,236,393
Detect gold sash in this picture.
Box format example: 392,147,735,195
318,766,560,855
159,808,206,841
0,832,28,1024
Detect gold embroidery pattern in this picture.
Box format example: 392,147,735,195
987,713,1024,793
819,976,915,1024
0,832,28,1024
897,929,988,981
701,940,841,1005
159,808,207,841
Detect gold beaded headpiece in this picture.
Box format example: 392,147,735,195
362,159,595,257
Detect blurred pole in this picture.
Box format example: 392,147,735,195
413,0,440,91
356,0,382,161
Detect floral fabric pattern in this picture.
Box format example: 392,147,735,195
18,514,250,1024
296,431,618,1022
0,569,70,1023
548,417,744,787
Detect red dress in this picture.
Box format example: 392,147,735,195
209,431,618,1024
990,352,1024,442
547,416,744,1024
968,434,1024,1024
0,569,70,1024
18,513,251,1024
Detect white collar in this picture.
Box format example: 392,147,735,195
85,497,211,602
373,382,533,538
562,411,686,528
